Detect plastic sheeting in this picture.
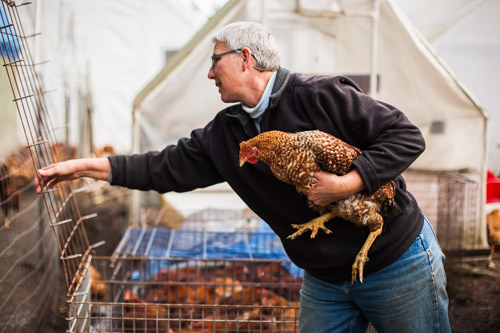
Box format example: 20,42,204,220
114,223,304,279
392,0,488,43
134,0,487,175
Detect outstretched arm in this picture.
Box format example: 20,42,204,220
34,158,111,193
307,170,365,206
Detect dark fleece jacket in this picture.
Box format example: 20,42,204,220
109,68,425,282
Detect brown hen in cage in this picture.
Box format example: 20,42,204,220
78,257,302,333
0,146,34,228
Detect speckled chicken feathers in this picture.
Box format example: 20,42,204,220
241,130,361,193
239,130,396,230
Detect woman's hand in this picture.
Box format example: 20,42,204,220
307,170,366,206
34,158,111,193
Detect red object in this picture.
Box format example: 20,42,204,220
486,170,500,203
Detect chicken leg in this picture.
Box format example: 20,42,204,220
488,246,497,268
351,226,383,283
287,203,384,283
287,211,337,240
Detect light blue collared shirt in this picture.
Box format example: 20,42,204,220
241,71,277,133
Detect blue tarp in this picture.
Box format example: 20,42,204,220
117,223,288,260
115,222,303,280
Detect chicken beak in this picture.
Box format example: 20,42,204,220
239,157,247,167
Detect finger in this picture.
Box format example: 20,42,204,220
35,175,47,193
313,170,328,177
46,178,59,189
37,165,57,176
35,170,56,191
33,175,40,187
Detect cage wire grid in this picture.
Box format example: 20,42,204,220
70,256,302,333
403,170,480,253
404,170,481,302
1,0,95,300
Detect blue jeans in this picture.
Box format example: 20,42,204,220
298,218,450,333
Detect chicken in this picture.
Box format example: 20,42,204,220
487,209,500,268
1,143,76,229
260,289,299,333
239,130,396,283
226,286,263,305
0,145,35,229
95,145,115,158
89,265,108,300
123,289,169,332
254,263,301,301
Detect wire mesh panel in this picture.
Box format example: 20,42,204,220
1,5,97,332
69,256,302,332
404,170,481,302
403,170,440,230
1,1,69,331
0,0,94,298
75,302,299,333
436,172,480,252
403,170,480,251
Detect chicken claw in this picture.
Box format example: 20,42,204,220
287,212,336,239
351,227,383,283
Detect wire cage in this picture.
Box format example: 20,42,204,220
403,170,481,252
1,1,89,331
63,227,304,332
69,256,302,333
404,170,481,302
436,172,480,252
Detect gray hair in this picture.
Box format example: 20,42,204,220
211,21,281,72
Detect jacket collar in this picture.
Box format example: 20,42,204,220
269,67,290,108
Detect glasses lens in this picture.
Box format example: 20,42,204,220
210,49,242,69
211,57,220,69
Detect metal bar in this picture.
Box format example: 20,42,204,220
61,254,82,260
90,240,106,249
81,213,98,220
26,139,48,148
203,229,207,259
0,23,14,29
132,228,146,256
144,227,157,257
52,218,72,227
244,229,253,259
2,59,23,66
166,228,176,258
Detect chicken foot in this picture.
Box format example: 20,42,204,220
287,211,337,239
287,206,385,283
351,225,383,283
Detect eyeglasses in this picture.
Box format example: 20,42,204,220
210,48,242,69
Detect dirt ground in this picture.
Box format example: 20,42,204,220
447,252,500,333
